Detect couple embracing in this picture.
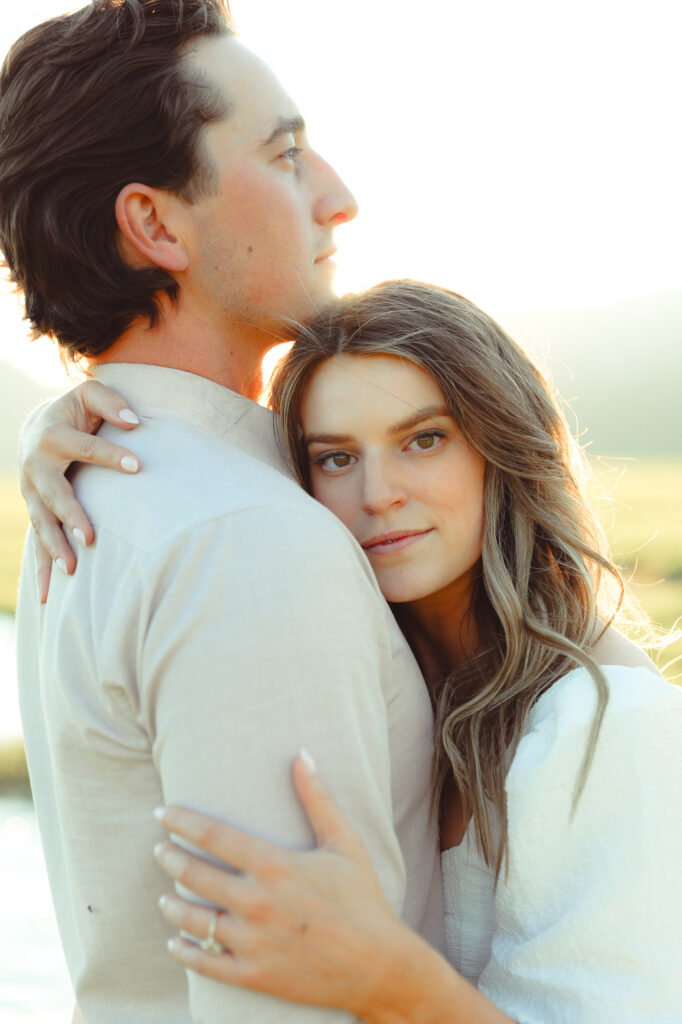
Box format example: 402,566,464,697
2,3,681,1023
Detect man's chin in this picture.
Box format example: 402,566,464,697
273,293,342,335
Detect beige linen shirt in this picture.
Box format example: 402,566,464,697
17,364,444,1024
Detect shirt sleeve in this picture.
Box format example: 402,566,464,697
137,500,409,1023
477,665,682,1024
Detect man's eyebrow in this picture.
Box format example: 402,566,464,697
305,406,452,447
260,115,305,148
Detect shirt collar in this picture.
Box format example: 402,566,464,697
91,363,291,477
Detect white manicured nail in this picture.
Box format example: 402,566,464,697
299,748,317,774
55,558,68,575
153,806,167,822
73,528,86,547
120,456,139,473
119,408,140,425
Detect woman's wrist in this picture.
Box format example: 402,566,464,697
357,921,455,1024
359,923,512,1024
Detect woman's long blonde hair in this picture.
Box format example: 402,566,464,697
271,279,631,875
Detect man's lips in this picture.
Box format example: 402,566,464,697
361,529,433,556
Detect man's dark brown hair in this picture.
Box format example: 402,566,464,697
0,0,232,361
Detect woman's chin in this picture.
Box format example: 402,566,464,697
377,581,432,606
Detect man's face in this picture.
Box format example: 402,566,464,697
180,35,358,337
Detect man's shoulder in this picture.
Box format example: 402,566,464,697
71,413,356,558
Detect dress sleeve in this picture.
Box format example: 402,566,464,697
477,665,682,1024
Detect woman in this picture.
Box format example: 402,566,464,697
20,280,682,1022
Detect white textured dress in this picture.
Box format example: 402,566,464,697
442,664,682,1023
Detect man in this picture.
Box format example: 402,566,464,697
0,2,443,1021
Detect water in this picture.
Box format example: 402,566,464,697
0,798,73,1021
0,613,22,742
0,616,74,1020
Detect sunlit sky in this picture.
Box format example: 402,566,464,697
0,0,680,389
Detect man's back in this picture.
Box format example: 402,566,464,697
17,365,443,1023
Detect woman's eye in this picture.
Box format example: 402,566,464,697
280,146,302,163
408,430,446,452
312,452,356,473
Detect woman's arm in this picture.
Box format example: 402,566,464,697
154,752,512,1024
19,380,141,599
476,665,682,1023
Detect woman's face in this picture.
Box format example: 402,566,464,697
300,353,486,606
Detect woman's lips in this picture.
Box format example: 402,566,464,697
361,529,433,556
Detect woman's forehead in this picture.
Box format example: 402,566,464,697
309,352,440,395
301,353,448,432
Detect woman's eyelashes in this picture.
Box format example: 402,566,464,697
310,430,449,475
405,429,447,452
310,450,357,474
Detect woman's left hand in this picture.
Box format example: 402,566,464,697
153,751,409,1017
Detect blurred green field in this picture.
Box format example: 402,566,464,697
0,474,27,615
588,458,682,675
1,457,681,650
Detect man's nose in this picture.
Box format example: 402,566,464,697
313,156,359,226
361,461,407,516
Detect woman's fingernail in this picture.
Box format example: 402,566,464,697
299,748,317,774
167,937,195,960
153,806,167,822
119,408,140,425
154,843,185,877
158,846,186,876
55,558,68,575
73,528,87,547
120,456,139,473
168,937,200,962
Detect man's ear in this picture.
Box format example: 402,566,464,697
115,183,189,273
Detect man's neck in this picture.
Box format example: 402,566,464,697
89,300,283,401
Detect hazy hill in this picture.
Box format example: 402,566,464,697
500,287,682,457
0,287,680,473
0,363,55,473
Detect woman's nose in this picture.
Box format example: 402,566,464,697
360,462,407,515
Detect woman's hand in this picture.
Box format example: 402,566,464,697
19,379,141,601
153,751,414,1021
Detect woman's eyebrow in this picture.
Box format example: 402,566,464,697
305,431,353,447
305,406,451,447
388,405,451,435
